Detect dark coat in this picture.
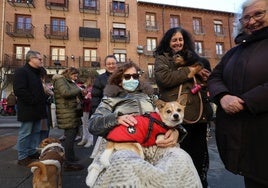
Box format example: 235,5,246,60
52,74,82,129
13,63,47,122
91,71,112,114
154,53,211,123
208,27,268,185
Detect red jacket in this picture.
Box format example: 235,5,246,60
106,112,168,147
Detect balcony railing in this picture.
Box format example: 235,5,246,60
143,45,154,56
197,50,212,58
43,55,69,68
79,0,100,14
79,27,100,41
44,24,69,40
145,21,160,32
78,56,101,68
110,30,130,43
45,0,69,11
214,28,226,37
109,2,129,17
3,54,25,69
6,22,34,38
7,0,35,8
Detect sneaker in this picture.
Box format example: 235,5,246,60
75,135,81,141
77,139,86,146
29,152,40,159
18,157,36,167
63,163,84,171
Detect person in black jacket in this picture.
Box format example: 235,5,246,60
208,0,268,187
13,50,47,166
91,55,117,114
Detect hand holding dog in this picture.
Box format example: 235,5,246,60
197,68,211,81
117,114,137,127
220,94,244,114
156,129,179,148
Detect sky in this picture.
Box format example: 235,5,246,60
137,0,246,13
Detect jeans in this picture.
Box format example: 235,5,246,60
17,121,41,160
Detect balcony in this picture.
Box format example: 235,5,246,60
7,0,35,8
109,2,129,17
145,22,160,32
197,50,212,58
110,30,130,43
143,45,154,56
6,22,34,38
193,27,205,35
215,28,226,37
79,56,101,68
79,0,100,14
79,27,100,41
43,55,69,68
44,24,69,40
45,0,68,11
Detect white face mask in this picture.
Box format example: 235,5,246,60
122,78,139,92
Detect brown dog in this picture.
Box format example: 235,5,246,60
28,137,65,188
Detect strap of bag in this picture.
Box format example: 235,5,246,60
178,76,203,124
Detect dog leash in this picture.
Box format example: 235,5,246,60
178,76,203,124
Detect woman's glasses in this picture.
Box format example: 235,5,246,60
123,73,140,80
239,10,266,24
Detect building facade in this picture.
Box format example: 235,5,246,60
0,0,235,97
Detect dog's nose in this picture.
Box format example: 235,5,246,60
173,114,179,119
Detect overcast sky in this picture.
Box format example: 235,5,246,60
137,0,246,13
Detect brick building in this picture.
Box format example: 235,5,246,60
0,0,236,96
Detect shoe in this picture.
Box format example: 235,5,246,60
59,135,66,141
29,152,40,159
77,139,86,146
84,141,93,148
18,157,36,167
63,163,84,171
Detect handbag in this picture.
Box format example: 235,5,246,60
178,76,213,124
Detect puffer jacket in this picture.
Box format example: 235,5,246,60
208,27,268,185
154,53,210,123
52,74,82,129
88,82,155,137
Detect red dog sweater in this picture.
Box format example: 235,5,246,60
106,112,169,147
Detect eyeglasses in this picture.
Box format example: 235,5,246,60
123,73,140,80
239,10,266,24
32,57,42,61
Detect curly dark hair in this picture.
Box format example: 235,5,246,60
61,67,79,79
153,27,195,57
108,61,141,86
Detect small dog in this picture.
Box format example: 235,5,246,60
28,137,65,188
173,53,203,78
86,95,187,187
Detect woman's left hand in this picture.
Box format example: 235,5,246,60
198,68,211,81
156,129,179,147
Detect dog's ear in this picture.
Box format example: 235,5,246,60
177,94,188,106
154,99,166,110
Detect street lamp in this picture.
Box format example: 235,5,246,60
54,60,61,74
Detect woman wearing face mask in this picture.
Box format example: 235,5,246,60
87,61,202,188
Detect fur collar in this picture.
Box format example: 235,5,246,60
103,82,154,97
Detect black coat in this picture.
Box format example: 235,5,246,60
208,27,268,185
13,63,47,122
91,71,112,114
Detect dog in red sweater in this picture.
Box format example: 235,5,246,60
99,95,187,167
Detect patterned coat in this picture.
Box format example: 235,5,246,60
52,74,82,129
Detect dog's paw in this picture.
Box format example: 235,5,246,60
99,153,110,167
187,64,203,78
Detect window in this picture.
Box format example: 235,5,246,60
214,20,224,35
114,49,126,63
83,20,97,28
148,64,154,78
84,0,96,8
193,17,203,34
15,45,30,60
51,18,66,34
112,23,126,38
195,41,203,55
216,42,224,55
146,13,156,27
84,48,97,61
146,38,157,51
112,1,125,12
170,15,180,28
51,47,65,61
15,14,31,31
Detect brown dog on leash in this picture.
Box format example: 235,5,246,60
28,137,65,188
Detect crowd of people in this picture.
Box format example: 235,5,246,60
10,0,268,187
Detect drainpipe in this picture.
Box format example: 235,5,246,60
0,0,6,98
162,5,165,34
